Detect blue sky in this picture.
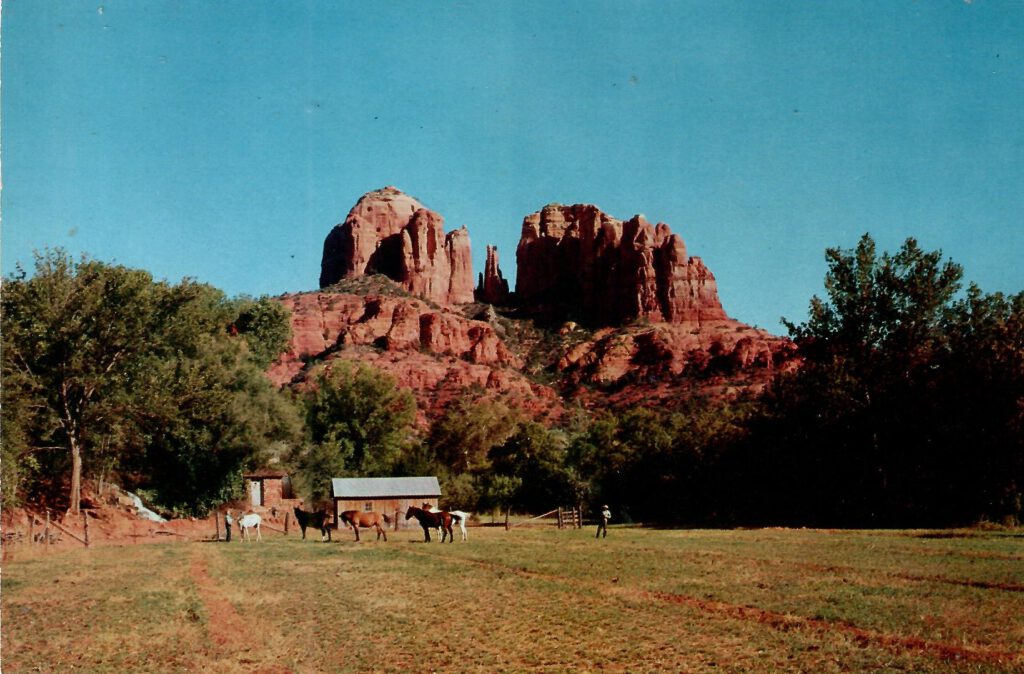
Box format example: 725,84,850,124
3,1,1022,332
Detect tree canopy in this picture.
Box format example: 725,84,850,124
1,250,300,515
292,362,417,502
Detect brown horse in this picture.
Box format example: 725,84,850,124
339,510,389,542
405,506,456,543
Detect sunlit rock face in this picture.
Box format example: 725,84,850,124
319,186,474,305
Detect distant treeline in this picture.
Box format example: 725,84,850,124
3,237,1021,527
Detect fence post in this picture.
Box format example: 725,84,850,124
284,512,290,535
82,510,90,546
29,516,35,547
45,510,51,549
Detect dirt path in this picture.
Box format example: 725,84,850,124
188,547,294,674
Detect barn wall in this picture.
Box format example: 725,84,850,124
333,497,438,531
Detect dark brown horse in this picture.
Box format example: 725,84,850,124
293,507,332,542
339,510,389,542
405,506,456,543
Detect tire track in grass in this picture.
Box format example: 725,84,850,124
397,546,1024,668
608,542,1024,593
189,548,294,674
641,590,1024,668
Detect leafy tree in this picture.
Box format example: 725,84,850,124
293,362,417,498
747,234,1022,526
931,286,1024,522
489,421,573,512
428,398,520,474
134,337,303,515
480,473,522,526
2,251,164,512
231,296,292,368
1,250,302,515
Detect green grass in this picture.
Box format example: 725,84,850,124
3,527,1023,673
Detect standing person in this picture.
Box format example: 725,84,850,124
596,505,611,538
224,511,234,542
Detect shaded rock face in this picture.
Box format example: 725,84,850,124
475,245,510,305
515,204,727,326
319,187,474,305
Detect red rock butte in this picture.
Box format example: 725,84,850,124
515,203,728,326
296,187,797,418
319,186,474,305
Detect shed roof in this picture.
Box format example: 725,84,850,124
331,476,441,499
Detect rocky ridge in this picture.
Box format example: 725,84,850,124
273,187,798,421
267,279,562,423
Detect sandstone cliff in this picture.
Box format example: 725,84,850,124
515,203,727,325
319,187,474,305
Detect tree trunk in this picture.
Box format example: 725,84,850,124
69,435,82,515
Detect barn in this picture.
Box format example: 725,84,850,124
330,476,441,530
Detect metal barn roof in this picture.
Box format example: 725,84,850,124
331,476,441,499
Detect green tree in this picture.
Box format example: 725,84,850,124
428,398,520,474
294,362,417,498
1,250,302,515
231,296,292,368
489,421,573,512
2,251,162,512
748,234,1022,526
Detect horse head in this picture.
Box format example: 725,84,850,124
404,506,417,521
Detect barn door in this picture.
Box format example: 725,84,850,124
250,480,262,507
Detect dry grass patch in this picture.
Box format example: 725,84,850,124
3,526,1022,673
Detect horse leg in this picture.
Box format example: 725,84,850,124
353,525,360,542
256,525,262,542
376,524,387,541
423,525,431,543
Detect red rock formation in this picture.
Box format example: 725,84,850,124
266,290,563,424
515,203,727,325
320,187,474,305
475,245,510,305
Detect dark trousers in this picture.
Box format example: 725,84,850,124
225,524,232,542
596,519,608,538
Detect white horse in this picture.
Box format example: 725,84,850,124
238,512,262,542
424,504,469,542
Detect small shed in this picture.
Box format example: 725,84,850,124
243,469,296,509
331,476,441,530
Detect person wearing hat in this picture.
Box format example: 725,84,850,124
596,505,611,538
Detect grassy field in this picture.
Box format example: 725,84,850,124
2,525,1023,673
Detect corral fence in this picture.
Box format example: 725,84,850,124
507,506,583,529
